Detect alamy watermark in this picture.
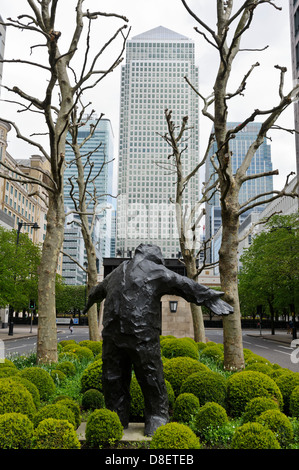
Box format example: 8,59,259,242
291,339,299,364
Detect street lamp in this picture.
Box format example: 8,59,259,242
8,221,40,336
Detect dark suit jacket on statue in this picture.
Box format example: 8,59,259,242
84,243,233,436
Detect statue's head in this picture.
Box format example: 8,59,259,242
134,244,165,265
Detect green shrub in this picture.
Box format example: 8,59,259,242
50,369,67,384
80,359,103,393
79,340,103,357
81,389,105,411
85,409,123,448
0,379,36,419
58,352,78,362
0,367,19,378
290,386,299,418
20,367,55,401
196,342,207,352
150,422,201,449
130,375,144,420
180,371,227,408
161,338,199,360
54,397,81,428
33,403,76,428
193,402,228,438
245,353,271,365
58,339,77,348
0,358,16,368
173,393,200,423
163,356,210,397
9,376,41,409
241,396,280,424
165,380,175,412
0,413,34,449
199,345,224,364
61,344,94,361
55,360,76,377
226,371,283,417
257,409,294,448
32,418,81,449
245,363,274,376
274,371,299,415
231,422,281,449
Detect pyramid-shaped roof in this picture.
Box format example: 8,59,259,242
132,26,189,41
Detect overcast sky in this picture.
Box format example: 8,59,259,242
0,0,296,191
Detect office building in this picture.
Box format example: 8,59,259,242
63,117,115,283
0,15,6,94
116,26,199,258
289,0,299,182
205,122,273,263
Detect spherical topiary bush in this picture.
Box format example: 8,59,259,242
130,375,144,420
85,409,123,448
33,403,76,429
231,422,281,449
55,360,76,377
79,340,103,357
9,376,40,409
54,397,81,428
0,366,19,378
256,409,294,448
61,344,94,361
180,371,227,408
193,402,228,438
0,358,16,369
150,422,201,449
196,342,207,352
20,366,55,401
81,388,105,411
241,396,280,424
80,359,103,393
173,393,200,423
163,356,210,397
199,345,224,364
290,385,299,418
245,362,274,377
161,338,199,360
0,379,36,419
165,380,175,412
50,369,67,384
32,418,81,449
274,371,299,415
245,353,271,365
58,339,77,348
0,413,34,449
226,371,283,417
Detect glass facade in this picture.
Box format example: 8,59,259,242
117,26,199,258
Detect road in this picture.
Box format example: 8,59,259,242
206,328,299,373
2,327,299,373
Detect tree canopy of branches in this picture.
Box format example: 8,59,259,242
239,214,299,323
181,0,299,370
0,226,41,311
0,1,129,363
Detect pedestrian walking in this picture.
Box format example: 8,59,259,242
69,316,74,334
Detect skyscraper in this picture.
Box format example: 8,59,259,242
63,118,115,284
116,26,199,258
205,122,273,262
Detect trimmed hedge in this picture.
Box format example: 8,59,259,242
173,393,200,424
32,418,81,449
180,371,227,408
226,371,283,417
80,359,103,393
150,422,201,449
0,379,36,419
274,371,299,415
161,338,199,360
32,403,77,428
20,367,56,401
0,412,34,449
241,396,280,424
256,409,294,448
163,356,210,397
231,422,281,449
81,389,105,411
290,386,299,418
85,409,123,447
193,402,228,438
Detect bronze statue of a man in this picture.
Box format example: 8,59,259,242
84,244,233,436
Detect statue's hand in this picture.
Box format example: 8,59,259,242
204,297,234,316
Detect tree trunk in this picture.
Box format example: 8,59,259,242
185,257,206,343
37,191,65,363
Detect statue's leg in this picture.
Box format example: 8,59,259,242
132,331,169,436
102,333,132,428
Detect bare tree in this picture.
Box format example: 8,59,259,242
181,0,299,370
0,1,128,363
158,109,219,342
65,109,116,341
